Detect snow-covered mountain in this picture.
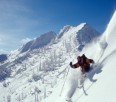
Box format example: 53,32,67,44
57,25,72,39
0,22,100,102
43,11,116,102
56,23,100,51
21,31,56,53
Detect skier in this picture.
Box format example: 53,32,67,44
70,54,94,74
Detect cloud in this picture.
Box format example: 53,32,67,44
0,32,17,45
0,49,8,54
20,38,32,44
0,33,10,45
0,38,2,42
0,31,23,54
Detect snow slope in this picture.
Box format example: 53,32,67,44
44,11,116,102
73,10,116,102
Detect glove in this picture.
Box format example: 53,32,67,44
92,60,95,64
90,59,95,64
69,62,73,68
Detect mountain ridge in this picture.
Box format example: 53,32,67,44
21,31,56,53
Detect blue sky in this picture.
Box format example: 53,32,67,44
0,0,116,54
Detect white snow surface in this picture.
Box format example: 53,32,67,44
43,11,116,102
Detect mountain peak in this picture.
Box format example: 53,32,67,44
77,22,87,27
76,23,100,44
21,31,56,53
57,23,100,42
57,25,72,39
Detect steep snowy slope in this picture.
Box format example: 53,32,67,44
0,23,100,102
44,11,116,102
73,10,116,102
57,25,71,39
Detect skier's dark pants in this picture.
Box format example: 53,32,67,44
81,64,90,74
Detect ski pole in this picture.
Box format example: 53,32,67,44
59,46,78,96
60,66,70,96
